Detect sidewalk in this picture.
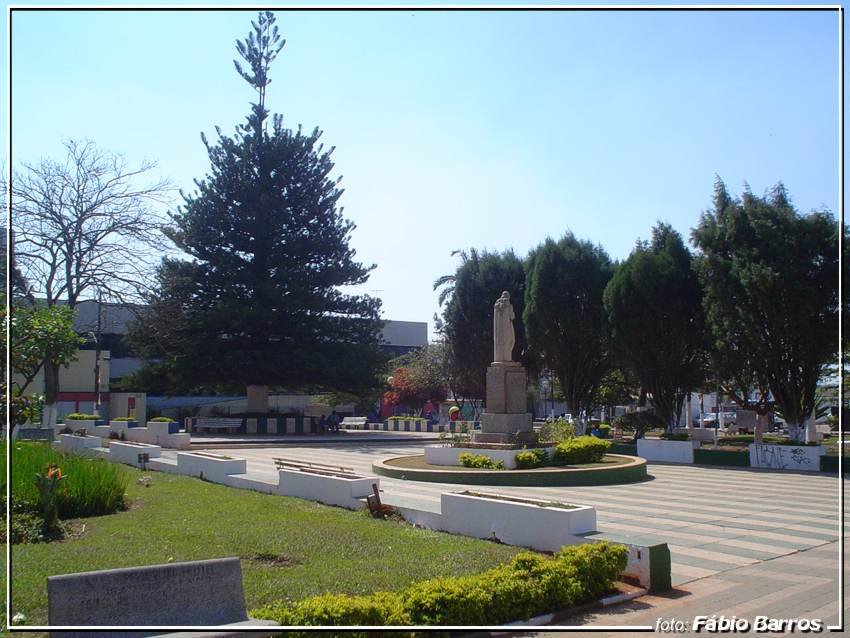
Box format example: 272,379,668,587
528,540,847,636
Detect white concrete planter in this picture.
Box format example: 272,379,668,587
424,445,549,470
57,433,102,454
440,491,596,552
116,422,191,450
278,468,377,510
109,441,162,467
749,443,825,472
637,438,699,464
176,451,247,482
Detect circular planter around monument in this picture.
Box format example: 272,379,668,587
372,453,648,487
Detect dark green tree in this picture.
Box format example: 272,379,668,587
691,179,838,441
435,249,528,403
604,223,706,432
131,12,384,406
524,233,614,423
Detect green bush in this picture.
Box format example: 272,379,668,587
538,417,576,443
111,417,135,422
458,452,505,470
251,542,628,627
660,432,689,441
551,436,610,466
515,448,548,469
150,416,176,422
11,442,128,519
64,413,101,420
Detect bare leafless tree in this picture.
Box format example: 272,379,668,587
12,139,173,308
10,139,173,424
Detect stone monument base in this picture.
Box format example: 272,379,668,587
471,431,539,446
473,412,536,446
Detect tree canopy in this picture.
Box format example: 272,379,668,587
604,223,706,430
691,179,838,438
434,249,528,401
524,233,614,421
131,12,385,400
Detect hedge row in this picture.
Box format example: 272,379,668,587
251,541,628,629
552,436,611,465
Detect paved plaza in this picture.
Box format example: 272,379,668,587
172,438,848,629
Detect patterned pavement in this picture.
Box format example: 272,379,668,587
184,442,847,584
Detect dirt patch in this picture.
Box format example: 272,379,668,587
248,552,300,567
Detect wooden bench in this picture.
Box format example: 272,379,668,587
273,456,354,474
47,557,278,638
195,417,243,434
340,416,367,430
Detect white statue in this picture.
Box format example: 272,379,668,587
493,291,515,362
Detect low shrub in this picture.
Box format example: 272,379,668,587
598,424,611,438
9,499,45,544
660,432,690,441
12,442,129,519
111,417,134,422
551,436,610,466
458,452,505,470
538,417,575,444
251,542,628,628
64,413,100,420
515,448,548,469
150,416,175,422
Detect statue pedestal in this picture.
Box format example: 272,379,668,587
473,361,535,447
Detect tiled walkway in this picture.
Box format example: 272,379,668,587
531,540,848,636
180,441,847,588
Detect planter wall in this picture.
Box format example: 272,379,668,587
424,445,550,470
57,433,102,454
749,443,824,472
176,452,247,482
821,455,850,474
693,448,750,467
439,491,596,552
277,469,377,510
109,441,162,467
384,418,428,432
637,438,699,464
147,420,180,434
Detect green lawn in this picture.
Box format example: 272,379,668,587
12,465,520,626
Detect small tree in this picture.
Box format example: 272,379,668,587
11,140,171,423
524,233,614,427
604,223,707,432
7,305,83,429
692,179,838,442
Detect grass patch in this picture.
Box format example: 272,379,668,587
11,442,128,518
12,465,520,625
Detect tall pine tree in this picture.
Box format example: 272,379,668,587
131,12,384,407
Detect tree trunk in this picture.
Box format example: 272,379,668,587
804,416,818,444
41,360,60,427
754,412,768,444
246,385,269,414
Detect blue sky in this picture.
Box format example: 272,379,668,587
7,7,840,336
